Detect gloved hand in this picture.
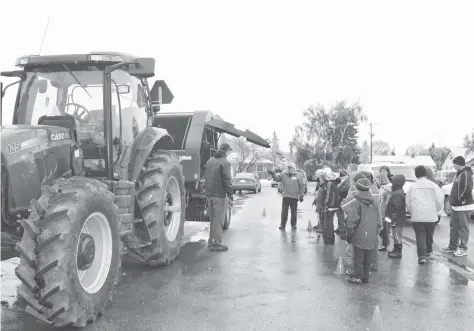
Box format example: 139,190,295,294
299,196,304,202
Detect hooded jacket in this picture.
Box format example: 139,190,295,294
384,175,406,226
338,176,350,201
271,169,304,199
449,167,474,210
204,150,233,199
345,191,381,250
406,177,443,222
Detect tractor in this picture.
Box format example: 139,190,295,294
153,111,270,228
0,52,187,327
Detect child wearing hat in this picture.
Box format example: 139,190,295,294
345,177,382,284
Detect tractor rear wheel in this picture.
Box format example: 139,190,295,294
15,177,121,327
127,150,185,266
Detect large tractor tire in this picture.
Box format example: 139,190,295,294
15,177,121,327
126,150,185,266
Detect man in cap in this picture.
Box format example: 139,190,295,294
204,143,234,251
442,156,474,257
320,168,340,244
268,162,305,230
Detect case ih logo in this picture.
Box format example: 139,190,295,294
50,132,70,141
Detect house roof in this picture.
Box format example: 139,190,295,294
227,153,274,164
372,155,437,167
440,147,474,165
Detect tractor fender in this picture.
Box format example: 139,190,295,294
128,127,174,182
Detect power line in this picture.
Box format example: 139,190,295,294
38,17,51,55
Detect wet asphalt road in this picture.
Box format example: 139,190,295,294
2,182,474,331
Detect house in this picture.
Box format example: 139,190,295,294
440,148,474,171
372,155,437,170
227,153,274,178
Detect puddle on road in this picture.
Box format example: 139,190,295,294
1,257,20,307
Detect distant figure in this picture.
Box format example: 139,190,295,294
204,143,234,252
376,165,393,187
268,162,305,231
385,175,407,259
425,167,438,185
345,177,381,284
443,156,473,257
406,166,443,263
312,169,326,231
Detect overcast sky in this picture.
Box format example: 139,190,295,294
1,1,473,154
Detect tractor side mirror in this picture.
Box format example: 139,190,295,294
38,80,48,94
150,80,174,113
128,58,155,78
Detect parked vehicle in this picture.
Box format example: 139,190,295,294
435,170,457,187
271,178,278,187
441,182,474,217
232,172,262,194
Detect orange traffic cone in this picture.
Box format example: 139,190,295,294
334,256,345,275
262,208,266,217
369,306,383,331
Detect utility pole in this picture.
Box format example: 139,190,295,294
370,123,373,163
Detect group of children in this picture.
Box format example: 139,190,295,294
312,164,407,284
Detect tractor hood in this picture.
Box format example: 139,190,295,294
1,125,73,162
204,119,270,148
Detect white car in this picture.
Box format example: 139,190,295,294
441,182,474,217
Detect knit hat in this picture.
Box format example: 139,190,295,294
360,170,374,183
356,178,371,191
352,172,366,185
415,165,427,178
340,169,348,177
453,156,466,166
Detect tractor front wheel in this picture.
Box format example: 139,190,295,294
127,150,185,266
15,177,121,327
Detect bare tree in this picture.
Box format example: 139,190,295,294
405,144,425,156
231,137,270,172
372,140,392,156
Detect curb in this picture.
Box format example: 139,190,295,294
402,235,474,276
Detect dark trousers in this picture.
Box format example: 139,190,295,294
380,221,390,247
353,247,372,281
449,210,470,250
281,197,298,227
336,208,345,231
323,210,336,244
412,222,436,258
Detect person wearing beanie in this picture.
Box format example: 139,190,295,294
405,167,443,263
312,169,327,231
442,156,474,257
344,177,381,284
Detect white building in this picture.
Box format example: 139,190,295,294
372,155,437,170
440,148,474,171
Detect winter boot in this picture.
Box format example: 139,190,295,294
388,244,402,258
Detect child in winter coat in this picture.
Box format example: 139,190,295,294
345,177,382,284
385,174,407,258
377,173,392,251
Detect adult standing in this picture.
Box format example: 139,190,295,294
204,143,234,251
442,156,474,257
406,166,444,264
268,162,305,231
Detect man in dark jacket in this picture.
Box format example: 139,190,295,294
443,156,474,257
345,177,381,284
204,143,234,251
321,169,340,245
385,174,407,258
